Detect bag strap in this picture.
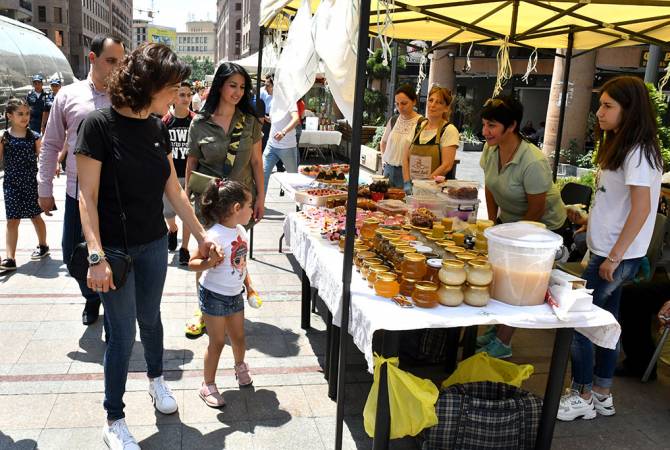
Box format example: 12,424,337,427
100,108,130,253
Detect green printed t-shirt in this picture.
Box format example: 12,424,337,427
479,139,566,230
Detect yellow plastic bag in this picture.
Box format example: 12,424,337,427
363,354,439,439
441,352,534,390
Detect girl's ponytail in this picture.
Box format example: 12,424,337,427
200,178,250,228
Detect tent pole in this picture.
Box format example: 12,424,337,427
255,26,265,117
551,31,574,181
645,45,663,84
386,42,399,121
334,0,372,447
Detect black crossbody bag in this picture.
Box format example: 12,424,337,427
67,108,132,288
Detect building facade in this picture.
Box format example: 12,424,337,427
176,20,215,61
215,0,242,63
132,19,176,50
29,0,70,63
240,0,259,57
0,0,33,22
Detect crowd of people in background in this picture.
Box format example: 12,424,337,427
0,31,668,450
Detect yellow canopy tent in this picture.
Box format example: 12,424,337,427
253,2,670,450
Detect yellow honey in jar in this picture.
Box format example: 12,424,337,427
374,272,400,298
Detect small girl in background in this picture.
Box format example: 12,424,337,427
189,179,261,408
0,98,49,271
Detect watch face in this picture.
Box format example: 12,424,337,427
88,253,101,264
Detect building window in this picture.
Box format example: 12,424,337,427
38,5,46,22
54,7,62,23
235,3,241,10
235,19,240,31
55,30,64,47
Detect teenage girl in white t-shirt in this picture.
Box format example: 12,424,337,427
558,76,663,422
189,179,262,408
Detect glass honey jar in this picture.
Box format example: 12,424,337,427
424,258,442,283
437,283,464,307
466,259,493,286
355,250,376,271
464,284,490,307
374,272,400,298
393,246,416,269
367,264,389,288
432,223,445,239
360,218,380,243
439,259,467,286
399,277,418,296
441,217,454,231
401,253,427,280
361,257,383,280
411,281,439,308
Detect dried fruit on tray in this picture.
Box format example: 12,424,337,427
410,207,437,228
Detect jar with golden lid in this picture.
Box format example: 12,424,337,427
401,253,427,280
393,246,416,269
374,272,400,298
438,283,464,307
411,281,439,308
439,259,467,286
466,259,493,286
441,217,454,231
399,277,418,296
425,258,442,283
360,218,380,242
455,252,477,264
452,232,466,247
474,237,488,252
367,264,389,288
361,257,383,280
374,228,393,253
432,223,445,239
464,284,490,307
442,239,456,247
354,250,376,271
476,219,494,233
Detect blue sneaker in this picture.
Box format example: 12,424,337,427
476,337,512,359
476,325,498,348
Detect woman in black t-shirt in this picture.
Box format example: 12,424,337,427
74,43,221,448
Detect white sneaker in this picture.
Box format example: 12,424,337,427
557,390,597,421
103,419,140,450
593,392,616,416
149,375,178,414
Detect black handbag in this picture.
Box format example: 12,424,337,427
66,108,133,288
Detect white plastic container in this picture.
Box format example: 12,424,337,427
484,223,563,306
441,195,480,223
406,194,445,218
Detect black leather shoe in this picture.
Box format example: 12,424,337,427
82,303,100,325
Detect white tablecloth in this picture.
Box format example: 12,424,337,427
284,212,621,372
299,130,342,147
271,170,374,201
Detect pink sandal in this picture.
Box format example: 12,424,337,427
199,382,226,408
234,362,253,387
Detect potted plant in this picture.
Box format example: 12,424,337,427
460,127,484,152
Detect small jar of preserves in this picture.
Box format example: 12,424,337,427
438,283,464,307
464,284,490,307
361,257,383,280
339,235,346,253
432,224,445,239
455,252,477,264
374,272,400,298
439,259,467,286
476,220,494,233
387,238,404,260
374,228,393,253
466,259,493,286
360,218,380,243
399,277,418,296
354,250,376,271
452,232,466,247
411,281,439,308
441,217,454,231
401,253,427,280
393,246,416,269
367,264,389,288
474,237,488,253
425,258,442,283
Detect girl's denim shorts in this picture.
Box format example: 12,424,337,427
198,285,244,317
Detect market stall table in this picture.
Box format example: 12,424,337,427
299,130,343,161
283,210,621,450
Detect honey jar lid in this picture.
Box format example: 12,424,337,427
401,277,419,283
358,251,376,259
376,272,397,282
404,253,426,262
363,218,380,225
427,258,442,268
441,259,465,269
414,281,438,291
369,265,390,273
467,283,490,291
397,246,416,254
455,252,477,261
468,259,491,268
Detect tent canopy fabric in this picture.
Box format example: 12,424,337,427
260,0,670,50
219,46,279,74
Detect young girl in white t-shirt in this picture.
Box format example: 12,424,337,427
189,179,262,408
558,76,663,422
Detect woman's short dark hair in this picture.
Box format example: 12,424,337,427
202,62,255,117
394,84,417,102
107,43,191,113
200,179,251,228
481,95,523,134
596,75,663,171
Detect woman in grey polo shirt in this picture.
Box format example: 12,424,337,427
477,95,568,359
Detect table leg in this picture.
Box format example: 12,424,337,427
280,188,285,197
278,233,284,253
301,269,311,330
535,327,573,450
444,327,462,374
328,324,340,400
325,311,333,381
249,226,254,260
462,326,478,359
372,331,400,450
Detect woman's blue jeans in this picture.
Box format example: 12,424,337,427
382,163,404,188
570,254,642,393
101,235,168,421
263,143,298,194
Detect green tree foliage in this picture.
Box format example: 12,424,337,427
182,56,215,82
646,82,670,171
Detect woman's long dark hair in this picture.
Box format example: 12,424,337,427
202,62,255,117
595,76,663,171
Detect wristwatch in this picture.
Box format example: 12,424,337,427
87,250,106,266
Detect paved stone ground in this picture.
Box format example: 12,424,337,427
1,149,669,449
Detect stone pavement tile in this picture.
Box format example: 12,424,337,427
44,392,106,428
0,429,40,450
181,385,248,423
59,380,104,394
633,412,670,444
313,416,373,450
44,303,89,321
247,417,325,450
0,305,51,323
0,321,40,331
133,424,183,449
122,390,185,427
36,427,107,450
552,430,656,450
246,335,293,358
0,364,13,375
68,361,104,374
0,380,64,395
180,420,254,449
9,362,72,376
244,300,302,319
303,383,370,417
160,302,188,319
0,394,57,430
0,331,33,365
245,385,312,421
298,372,329,386
244,373,303,388
15,339,80,364
163,318,193,337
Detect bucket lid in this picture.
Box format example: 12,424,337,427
483,222,563,249
438,193,481,206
